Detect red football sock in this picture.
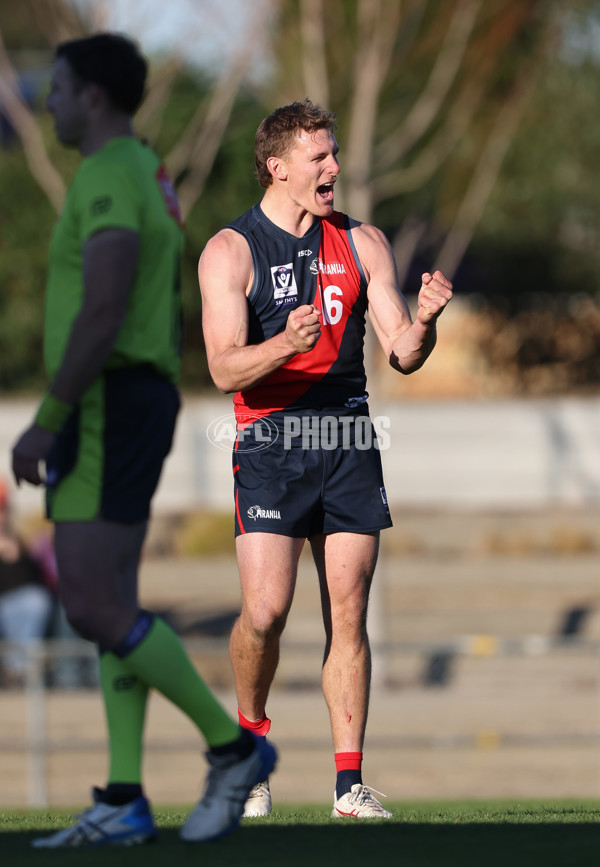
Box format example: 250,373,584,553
238,709,271,737
334,751,363,772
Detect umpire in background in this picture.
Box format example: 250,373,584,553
12,32,275,848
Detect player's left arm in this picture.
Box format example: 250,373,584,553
50,228,139,402
353,223,452,374
11,228,139,486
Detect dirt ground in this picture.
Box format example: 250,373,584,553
3,507,600,809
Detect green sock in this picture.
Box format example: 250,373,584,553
99,652,149,784
120,616,240,748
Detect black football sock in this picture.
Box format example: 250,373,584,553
209,727,255,760
336,770,362,797
100,782,144,806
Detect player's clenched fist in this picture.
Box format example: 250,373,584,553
417,270,453,324
285,304,322,353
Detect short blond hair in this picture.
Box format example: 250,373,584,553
254,98,337,189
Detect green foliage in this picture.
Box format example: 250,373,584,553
0,104,82,392
475,43,600,299
0,1,59,51
0,150,52,391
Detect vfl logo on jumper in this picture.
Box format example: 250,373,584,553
310,258,347,275
247,505,282,521
271,264,298,306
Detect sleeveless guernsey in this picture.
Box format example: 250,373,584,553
227,205,369,422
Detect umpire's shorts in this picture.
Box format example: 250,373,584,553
45,366,180,523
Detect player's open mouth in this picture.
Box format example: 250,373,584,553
317,182,335,202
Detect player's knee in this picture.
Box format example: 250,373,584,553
243,607,288,642
63,598,111,644
330,596,369,634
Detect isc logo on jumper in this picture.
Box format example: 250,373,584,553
271,263,298,306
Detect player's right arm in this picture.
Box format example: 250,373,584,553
199,229,321,393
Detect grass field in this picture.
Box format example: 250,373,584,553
2,801,600,866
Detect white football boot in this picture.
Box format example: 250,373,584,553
243,779,272,817
332,784,393,819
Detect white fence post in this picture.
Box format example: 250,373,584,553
25,642,48,808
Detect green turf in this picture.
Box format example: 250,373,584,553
2,801,600,866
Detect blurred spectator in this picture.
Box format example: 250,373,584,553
0,477,53,686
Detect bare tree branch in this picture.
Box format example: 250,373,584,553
135,55,186,144
392,214,429,292
172,72,245,219
435,15,558,278
0,24,65,212
373,54,493,200
300,0,329,107
377,0,482,172
135,1,232,146
173,0,279,218
25,0,85,45
343,0,403,219
165,49,248,178
88,0,110,32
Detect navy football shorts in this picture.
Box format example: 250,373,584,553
46,366,180,523
232,413,393,538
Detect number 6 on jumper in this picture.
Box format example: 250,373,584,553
322,285,343,325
